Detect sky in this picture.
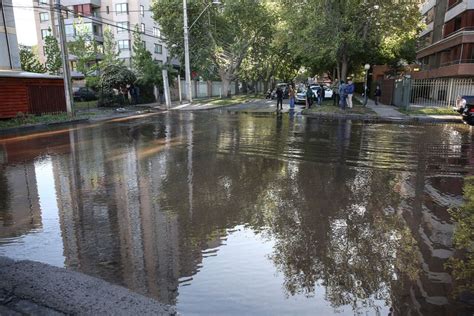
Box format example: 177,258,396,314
12,0,37,46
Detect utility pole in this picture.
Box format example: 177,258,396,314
55,0,74,116
182,0,192,103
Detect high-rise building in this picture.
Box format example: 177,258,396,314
415,0,474,79
0,0,21,70
33,0,169,72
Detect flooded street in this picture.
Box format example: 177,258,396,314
0,112,473,315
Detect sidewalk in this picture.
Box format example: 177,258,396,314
354,95,462,123
361,96,406,120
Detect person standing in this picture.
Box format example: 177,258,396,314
339,80,347,110
288,84,295,109
317,84,323,105
346,80,355,108
332,79,340,106
276,86,283,111
375,85,381,105
306,86,314,109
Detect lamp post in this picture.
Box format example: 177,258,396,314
363,63,370,106
182,0,221,103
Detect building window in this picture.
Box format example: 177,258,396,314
116,21,128,33
141,23,145,33
106,6,109,14
41,29,51,39
115,3,128,14
93,24,102,36
154,43,162,54
153,27,160,37
39,12,49,22
118,40,130,51
65,24,75,36
39,0,48,5
140,5,144,16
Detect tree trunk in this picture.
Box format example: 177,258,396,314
341,54,348,82
222,77,231,98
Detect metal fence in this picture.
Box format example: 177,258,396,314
410,78,474,107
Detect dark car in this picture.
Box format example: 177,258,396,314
455,95,474,125
73,87,97,102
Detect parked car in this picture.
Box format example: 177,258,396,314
296,88,309,104
454,95,474,125
310,85,333,99
73,87,97,102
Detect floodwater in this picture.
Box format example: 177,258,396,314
0,111,473,315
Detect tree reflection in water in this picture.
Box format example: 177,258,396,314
262,170,421,312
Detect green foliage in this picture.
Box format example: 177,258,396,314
99,26,122,69
44,32,62,75
284,0,422,80
68,18,99,76
152,0,274,96
132,24,162,87
100,64,136,91
86,76,100,91
19,48,46,73
446,176,474,296
98,64,136,107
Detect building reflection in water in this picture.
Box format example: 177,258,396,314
0,113,472,314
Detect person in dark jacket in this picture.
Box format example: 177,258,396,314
375,85,381,105
306,87,314,109
276,87,283,111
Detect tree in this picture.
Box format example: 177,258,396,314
151,0,274,97
99,26,122,68
99,64,136,106
284,0,422,80
100,64,136,92
44,32,62,75
68,18,99,76
19,47,46,73
132,25,162,87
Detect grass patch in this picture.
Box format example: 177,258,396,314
0,112,91,130
75,100,99,110
400,107,457,116
303,100,375,115
194,95,259,107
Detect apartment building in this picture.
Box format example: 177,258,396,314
415,0,474,78
0,0,21,70
34,0,169,72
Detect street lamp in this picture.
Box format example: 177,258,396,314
183,0,221,103
363,63,370,106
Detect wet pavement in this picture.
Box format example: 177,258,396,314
0,111,473,315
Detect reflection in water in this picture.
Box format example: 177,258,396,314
0,113,473,314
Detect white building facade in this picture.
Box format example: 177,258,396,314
34,0,170,70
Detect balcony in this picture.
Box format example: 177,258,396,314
420,0,436,15
413,62,474,79
445,0,474,22
62,0,101,7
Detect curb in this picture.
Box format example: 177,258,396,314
0,118,90,136
302,112,463,124
0,256,174,315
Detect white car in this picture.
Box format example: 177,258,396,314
310,85,333,99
